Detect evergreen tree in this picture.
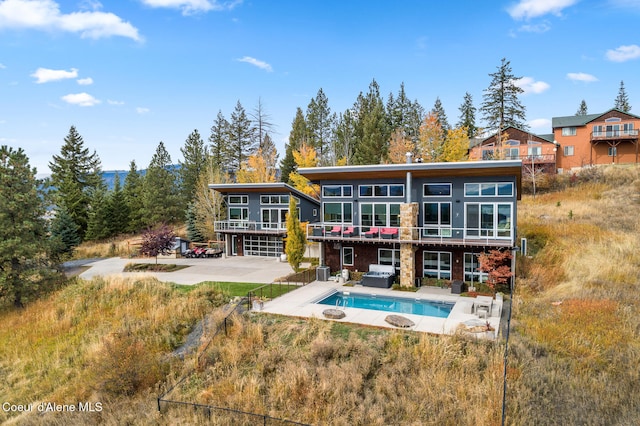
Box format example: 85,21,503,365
179,129,208,204
576,99,588,116
123,160,145,233
49,207,81,257
457,92,478,138
280,107,307,184
614,80,631,112
185,202,206,242
209,110,231,172
142,142,181,226
387,83,424,143
352,79,390,165
108,172,129,236
228,100,255,174
0,146,49,308
306,88,334,164
431,97,450,134
49,126,102,239
481,58,528,133
333,109,356,165
285,196,306,272
85,185,111,241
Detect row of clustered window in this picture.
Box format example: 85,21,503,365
322,184,405,198
322,182,513,199
229,195,294,205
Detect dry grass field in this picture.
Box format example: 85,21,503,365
1,165,638,425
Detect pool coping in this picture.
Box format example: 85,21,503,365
258,280,503,338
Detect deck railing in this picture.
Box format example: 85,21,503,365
591,129,639,140
214,220,286,232
306,223,514,246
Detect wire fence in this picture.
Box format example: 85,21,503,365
157,270,317,425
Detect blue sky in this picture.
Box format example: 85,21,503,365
1,0,639,176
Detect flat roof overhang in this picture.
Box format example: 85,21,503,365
298,160,523,200
208,182,320,205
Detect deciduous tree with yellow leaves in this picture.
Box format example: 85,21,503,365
288,142,320,199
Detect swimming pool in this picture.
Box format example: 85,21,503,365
317,291,454,318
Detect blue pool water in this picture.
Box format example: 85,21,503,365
317,292,453,318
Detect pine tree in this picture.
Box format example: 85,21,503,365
49,207,81,257
85,185,111,241
0,146,49,308
49,125,102,239
228,100,255,174
387,83,424,143
108,172,129,236
431,97,450,134
185,202,206,242
280,107,307,184
250,97,275,150
481,58,528,133
457,92,478,138
285,196,306,272
333,109,356,165
306,88,334,164
352,79,390,165
209,110,231,172
576,99,588,116
142,142,181,226
614,81,631,112
179,129,208,204
123,160,145,233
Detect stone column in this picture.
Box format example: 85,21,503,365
400,203,419,288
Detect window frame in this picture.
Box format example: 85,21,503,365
342,247,354,266
423,251,452,280
423,202,452,237
423,183,452,197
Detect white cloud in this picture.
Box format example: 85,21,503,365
236,56,273,72
77,77,93,85
529,118,552,131
136,107,150,114
514,76,550,94
31,67,78,83
606,44,640,62
0,0,142,41
567,72,598,82
61,92,100,106
140,0,242,15
107,99,125,105
518,21,551,33
508,0,578,20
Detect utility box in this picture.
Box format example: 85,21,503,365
451,280,466,294
316,266,331,281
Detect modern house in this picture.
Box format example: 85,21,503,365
552,108,640,172
209,183,320,257
298,159,521,288
469,126,558,174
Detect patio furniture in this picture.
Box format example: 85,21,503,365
364,227,380,238
342,226,357,237
474,295,493,318
361,264,395,288
329,226,342,236
380,227,398,239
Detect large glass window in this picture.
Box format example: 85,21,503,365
465,203,512,238
261,208,289,229
379,248,400,273
423,251,451,279
423,183,452,197
465,182,513,197
423,202,451,237
593,125,603,137
229,207,248,221
464,253,488,283
322,185,352,197
359,184,404,197
360,203,401,227
343,247,354,266
323,202,352,223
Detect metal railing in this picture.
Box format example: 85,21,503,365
306,224,514,246
214,220,287,232
591,129,639,140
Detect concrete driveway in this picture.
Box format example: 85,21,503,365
78,255,297,285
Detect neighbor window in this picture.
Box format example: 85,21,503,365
564,146,574,156
562,127,577,136
608,147,617,157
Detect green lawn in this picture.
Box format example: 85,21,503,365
170,281,301,298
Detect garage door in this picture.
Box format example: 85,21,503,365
243,235,283,257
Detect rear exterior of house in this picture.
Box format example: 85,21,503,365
298,160,521,287
209,183,320,258
553,109,640,172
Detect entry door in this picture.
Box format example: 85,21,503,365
231,235,238,256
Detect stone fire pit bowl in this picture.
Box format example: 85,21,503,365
385,314,415,328
323,309,346,319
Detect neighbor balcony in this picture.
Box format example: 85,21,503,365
591,129,639,142
306,223,514,248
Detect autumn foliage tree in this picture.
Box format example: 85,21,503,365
387,128,417,164
477,249,513,293
289,142,320,198
441,126,470,162
236,146,278,183
139,224,176,264
285,197,306,272
418,112,445,162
